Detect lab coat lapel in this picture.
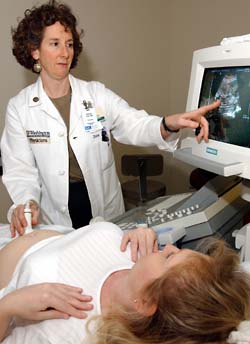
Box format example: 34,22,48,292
28,77,66,126
69,91,83,135
68,74,93,135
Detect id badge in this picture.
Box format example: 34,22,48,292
82,106,102,133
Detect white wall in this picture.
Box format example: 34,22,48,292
1,0,250,222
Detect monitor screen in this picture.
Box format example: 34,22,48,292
199,66,250,148
173,43,250,183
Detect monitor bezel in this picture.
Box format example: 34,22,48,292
175,42,250,181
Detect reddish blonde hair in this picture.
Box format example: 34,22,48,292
90,239,250,344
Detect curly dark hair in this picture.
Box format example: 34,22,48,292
11,0,83,73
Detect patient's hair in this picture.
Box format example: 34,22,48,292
91,238,250,344
11,0,83,73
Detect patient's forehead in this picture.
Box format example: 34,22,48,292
167,247,210,268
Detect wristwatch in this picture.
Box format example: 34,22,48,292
161,117,180,133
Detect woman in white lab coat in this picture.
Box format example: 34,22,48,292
1,0,220,236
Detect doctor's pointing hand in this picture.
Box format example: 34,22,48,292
1,0,220,236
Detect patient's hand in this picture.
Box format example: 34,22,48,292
120,227,158,262
10,201,40,237
1,283,93,322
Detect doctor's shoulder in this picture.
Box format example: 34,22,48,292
85,80,124,111
7,81,37,111
70,75,121,104
71,76,106,96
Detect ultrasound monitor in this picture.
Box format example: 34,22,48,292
173,42,250,200
199,66,250,147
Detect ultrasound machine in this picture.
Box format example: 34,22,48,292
112,41,250,252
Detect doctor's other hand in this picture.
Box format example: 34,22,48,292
10,201,40,237
162,100,220,143
120,227,158,262
1,283,93,322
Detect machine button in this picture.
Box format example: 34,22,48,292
58,170,65,176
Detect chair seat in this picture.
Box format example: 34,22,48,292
122,179,166,202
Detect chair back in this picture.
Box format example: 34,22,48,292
121,154,165,204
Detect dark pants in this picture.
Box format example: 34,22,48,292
68,180,92,229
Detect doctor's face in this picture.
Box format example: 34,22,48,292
32,21,74,82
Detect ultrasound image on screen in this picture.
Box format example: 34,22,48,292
199,66,250,148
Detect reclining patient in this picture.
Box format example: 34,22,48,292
0,222,250,344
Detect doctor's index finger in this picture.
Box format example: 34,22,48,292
186,100,220,121
198,100,221,116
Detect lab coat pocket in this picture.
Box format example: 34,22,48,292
98,141,114,171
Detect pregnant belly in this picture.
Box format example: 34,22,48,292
0,230,62,289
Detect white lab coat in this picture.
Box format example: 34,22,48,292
1,75,179,226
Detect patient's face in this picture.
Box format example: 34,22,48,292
129,245,206,294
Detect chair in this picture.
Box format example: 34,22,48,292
121,154,166,207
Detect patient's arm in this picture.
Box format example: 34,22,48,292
0,283,93,342
120,227,158,262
